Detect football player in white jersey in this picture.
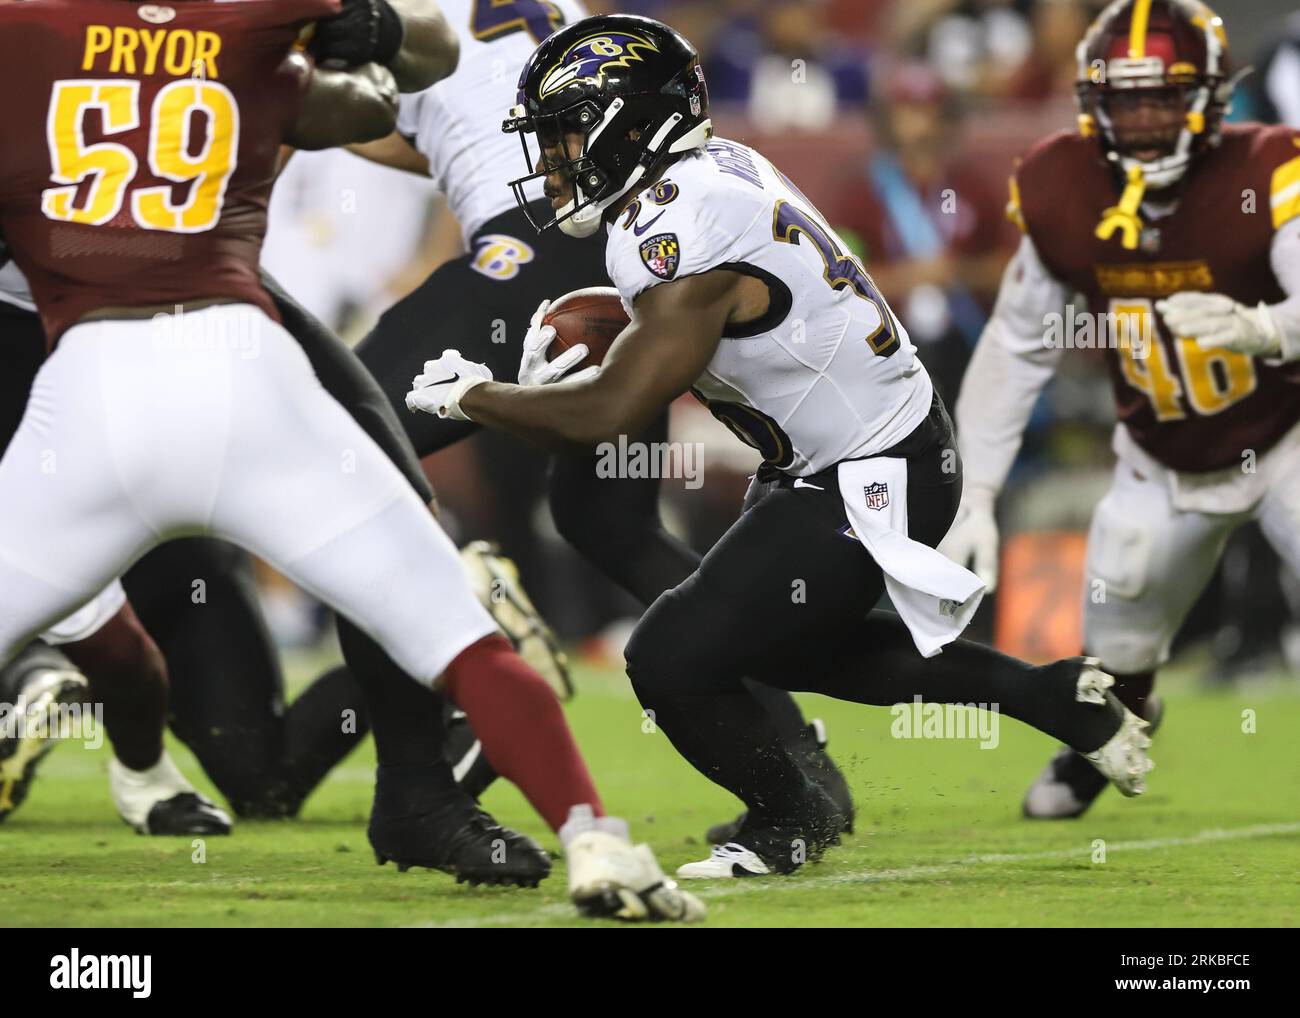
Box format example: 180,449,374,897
407,14,1155,878
345,0,856,841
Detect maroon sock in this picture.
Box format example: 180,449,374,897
443,635,603,832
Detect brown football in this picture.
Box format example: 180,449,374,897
541,287,629,370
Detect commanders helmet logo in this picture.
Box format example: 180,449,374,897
638,233,680,281
538,31,660,99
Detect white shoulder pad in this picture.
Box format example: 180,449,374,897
604,150,761,304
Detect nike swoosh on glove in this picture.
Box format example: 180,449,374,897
1157,292,1281,358
406,350,492,421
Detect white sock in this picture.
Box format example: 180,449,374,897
109,751,194,830
558,803,631,849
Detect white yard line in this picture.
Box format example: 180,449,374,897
405,821,1300,928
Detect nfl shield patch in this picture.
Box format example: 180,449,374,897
863,481,889,511
639,233,680,281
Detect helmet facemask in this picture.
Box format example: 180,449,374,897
505,94,708,238
504,98,618,237
1078,67,1219,191
1074,0,1234,192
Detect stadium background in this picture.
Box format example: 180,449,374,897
7,0,1300,932
260,0,1300,688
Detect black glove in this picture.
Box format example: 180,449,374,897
310,0,405,70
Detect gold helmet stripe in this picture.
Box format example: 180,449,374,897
1128,0,1154,59
1005,172,1027,232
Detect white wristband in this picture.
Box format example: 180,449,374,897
438,375,490,422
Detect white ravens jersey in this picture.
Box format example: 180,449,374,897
396,0,589,244
606,138,934,477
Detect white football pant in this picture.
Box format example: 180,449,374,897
1083,428,1300,674
0,305,496,681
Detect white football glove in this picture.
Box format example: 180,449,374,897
405,349,492,421
1156,292,1281,358
937,487,1000,592
518,299,600,387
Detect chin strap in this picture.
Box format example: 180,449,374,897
1096,163,1147,250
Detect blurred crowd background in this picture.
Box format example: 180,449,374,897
261,0,1300,682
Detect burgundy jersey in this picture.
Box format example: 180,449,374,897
1011,124,1300,473
0,0,339,345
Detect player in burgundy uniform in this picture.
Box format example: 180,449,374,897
0,0,460,836
2,237,227,833
0,0,708,920
0,0,529,869
939,0,1300,817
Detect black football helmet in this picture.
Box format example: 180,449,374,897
503,14,712,237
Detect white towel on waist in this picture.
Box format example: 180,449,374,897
836,457,984,657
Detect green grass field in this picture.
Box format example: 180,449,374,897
3,657,1298,927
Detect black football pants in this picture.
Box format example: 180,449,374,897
624,399,1125,817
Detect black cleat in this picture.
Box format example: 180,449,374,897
705,719,855,845
372,808,551,888
369,763,550,888
682,790,847,878
110,753,234,835
142,792,232,836
442,702,499,801
1023,694,1164,819
0,645,88,823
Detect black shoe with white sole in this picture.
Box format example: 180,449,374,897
110,753,234,835
705,719,855,846
682,789,847,879
142,792,233,836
